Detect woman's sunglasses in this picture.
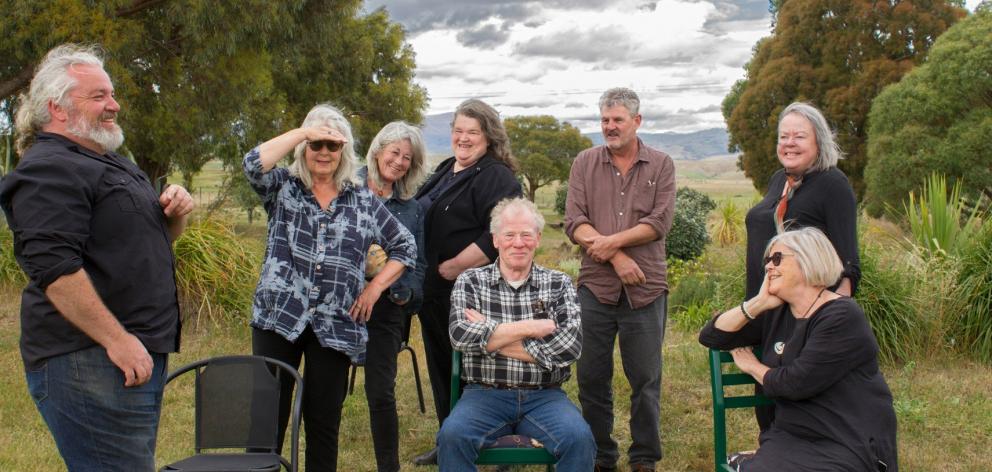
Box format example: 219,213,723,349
763,251,795,267
308,140,344,153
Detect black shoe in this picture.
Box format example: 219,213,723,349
412,447,438,466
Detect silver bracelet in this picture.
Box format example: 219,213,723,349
740,301,755,321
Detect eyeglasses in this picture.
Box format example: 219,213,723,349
499,231,537,243
763,251,795,267
307,140,344,153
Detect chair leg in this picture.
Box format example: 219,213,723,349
348,363,359,395
400,342,426,414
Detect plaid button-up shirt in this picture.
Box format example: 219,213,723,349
449,262,582,387
243,148,416,362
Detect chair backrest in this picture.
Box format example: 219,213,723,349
165,355,303,471
450,350,556,469
708,348,773,472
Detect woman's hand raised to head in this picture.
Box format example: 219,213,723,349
302,126,348,145
748,272,785,316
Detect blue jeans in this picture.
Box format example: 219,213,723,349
25,345,168,472
437,384,595,471
576,286,666,467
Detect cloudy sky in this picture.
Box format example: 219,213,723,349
363,0,984,134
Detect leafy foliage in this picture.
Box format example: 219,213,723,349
0,224,27,286
864,9,992,216
724,0,964,197
0,0,426,184
666,187,715,261
504,116,591,201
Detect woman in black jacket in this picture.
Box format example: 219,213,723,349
411,99,522,465
700,227,896,472
744,101,860,431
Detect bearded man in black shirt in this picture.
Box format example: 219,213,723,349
0,43,193,471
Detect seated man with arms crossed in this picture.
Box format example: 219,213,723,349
438,197,595,471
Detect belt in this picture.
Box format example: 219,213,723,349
469,381,562,391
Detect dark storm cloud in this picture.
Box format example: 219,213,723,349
513,26,633,63
456,23,512,48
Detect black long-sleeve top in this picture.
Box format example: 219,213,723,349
699,298,898,471
414,152,521,297
745,167,860,299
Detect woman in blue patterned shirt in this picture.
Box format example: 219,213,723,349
243,103,417,471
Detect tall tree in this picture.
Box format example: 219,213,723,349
504,115,592,202
0,0,426,184
864,9,992,216
724,0,964,197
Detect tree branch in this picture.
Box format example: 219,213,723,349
0,66,36,103
0,0,168,100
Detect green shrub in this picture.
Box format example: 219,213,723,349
713,199,744,246
667,187,714,261
857,243,926,363
173,219,262,326
554,184,568,216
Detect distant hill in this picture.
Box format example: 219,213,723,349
421,112,731,160
584,128,731,160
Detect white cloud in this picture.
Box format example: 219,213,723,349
366,0,772,132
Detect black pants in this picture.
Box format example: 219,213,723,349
252,326,351,472
419,293,454,428
364,297,406,472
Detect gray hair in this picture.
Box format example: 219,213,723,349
289,103,359,190
490,197,545,235
452,99,517,172
765,227,843,288
778,102,844,173
598,87,640,116
365,121,428,200
15,43,105,154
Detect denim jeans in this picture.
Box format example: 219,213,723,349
364,296,406,472
437,384,595,471
25,345,168,472
576,286,667,468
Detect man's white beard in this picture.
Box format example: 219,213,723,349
67,112,125,152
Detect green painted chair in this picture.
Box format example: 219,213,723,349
450,350,557,471
708,347,773,472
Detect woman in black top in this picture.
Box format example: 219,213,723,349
410,99,522,465
700,227,897,472
745,102,860,300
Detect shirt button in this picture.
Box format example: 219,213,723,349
619,212,624,216
318,245,325,251
616,172,620,176
621,192,625,196
316,264,321,270
309,307,316,314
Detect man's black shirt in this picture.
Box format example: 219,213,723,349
0,133,180,369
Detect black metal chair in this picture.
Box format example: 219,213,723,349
159,355,303,472
348,311,427,413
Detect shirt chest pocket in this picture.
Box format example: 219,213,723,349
631,179,659,217
102,173,147,214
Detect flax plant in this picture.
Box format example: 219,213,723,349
713,199,744,246
903,174,983,258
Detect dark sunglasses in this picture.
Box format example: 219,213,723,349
308,140,344,152
763,251,795,267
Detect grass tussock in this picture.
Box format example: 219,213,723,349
173,218,262,327
0,224,27,287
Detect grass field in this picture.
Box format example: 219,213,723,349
2,157,989,470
